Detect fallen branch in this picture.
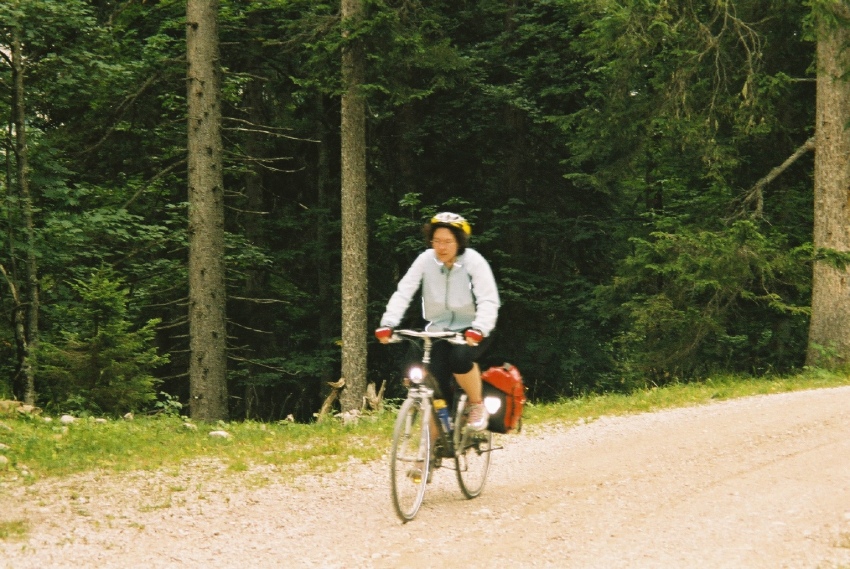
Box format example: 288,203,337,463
363,381,386,412
317,378,345,421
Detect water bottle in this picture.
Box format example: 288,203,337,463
434,398,452,433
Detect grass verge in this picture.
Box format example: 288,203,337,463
0,367,848,489
0,412,396,488
523,367,850,425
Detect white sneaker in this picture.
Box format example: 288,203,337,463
466,402,489,431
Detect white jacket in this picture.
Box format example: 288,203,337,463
380,248,500,336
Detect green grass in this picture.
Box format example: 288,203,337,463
523,367,850,426
0,412,396,486
0,367,848,488
0,520,29,541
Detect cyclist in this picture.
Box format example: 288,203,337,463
376,212,500,431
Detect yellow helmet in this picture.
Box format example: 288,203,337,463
431,212,471,236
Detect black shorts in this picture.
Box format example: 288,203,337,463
428,333,494,401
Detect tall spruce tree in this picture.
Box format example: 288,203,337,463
186,0,228,420
339,0,368,412
807,1,850,367
9,20,38,405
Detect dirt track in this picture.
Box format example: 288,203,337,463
3,386,850,568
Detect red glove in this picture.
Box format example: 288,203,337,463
464,328,483,344
375,327,394,341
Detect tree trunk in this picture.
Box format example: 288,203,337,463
11,25,38,406
339,0,368,412
186,0,228,420
807,3,850,367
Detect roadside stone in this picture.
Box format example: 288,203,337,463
183,423,198,431
0,455,8,467
94,418,108,424
208,430,231,439
0,400,21,414
124,412,134,421
60,415,76,425
16,404,42,415
0,443,9,451
335,409,360,426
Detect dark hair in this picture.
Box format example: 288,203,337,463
423,223,469,255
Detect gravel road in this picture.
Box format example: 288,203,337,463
3,386,850,569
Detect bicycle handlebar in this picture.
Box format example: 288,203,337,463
389,329,466,345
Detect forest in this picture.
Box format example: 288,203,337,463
0,0,844,422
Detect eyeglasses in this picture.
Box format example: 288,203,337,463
431,239,457,247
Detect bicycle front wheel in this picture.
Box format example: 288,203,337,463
390,397,431,522
454,399,492,499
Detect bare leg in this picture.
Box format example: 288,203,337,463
453,362,482,404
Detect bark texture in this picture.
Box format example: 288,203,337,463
186,0,228,420
339,0,368,412
808,4,850,367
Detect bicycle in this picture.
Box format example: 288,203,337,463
386,329,495,522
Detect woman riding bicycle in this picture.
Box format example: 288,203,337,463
376,212,500,431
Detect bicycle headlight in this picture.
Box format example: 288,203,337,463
407,366,425,384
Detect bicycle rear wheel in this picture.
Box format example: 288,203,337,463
454,399,492,499
390,397,431,522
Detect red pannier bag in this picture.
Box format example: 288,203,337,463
481,363,526,433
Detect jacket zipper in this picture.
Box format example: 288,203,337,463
444,267,457,329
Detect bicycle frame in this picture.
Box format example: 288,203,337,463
396,330,462,447
387,329,494,522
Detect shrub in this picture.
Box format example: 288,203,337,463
597,220,810,384
37,268,168,415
